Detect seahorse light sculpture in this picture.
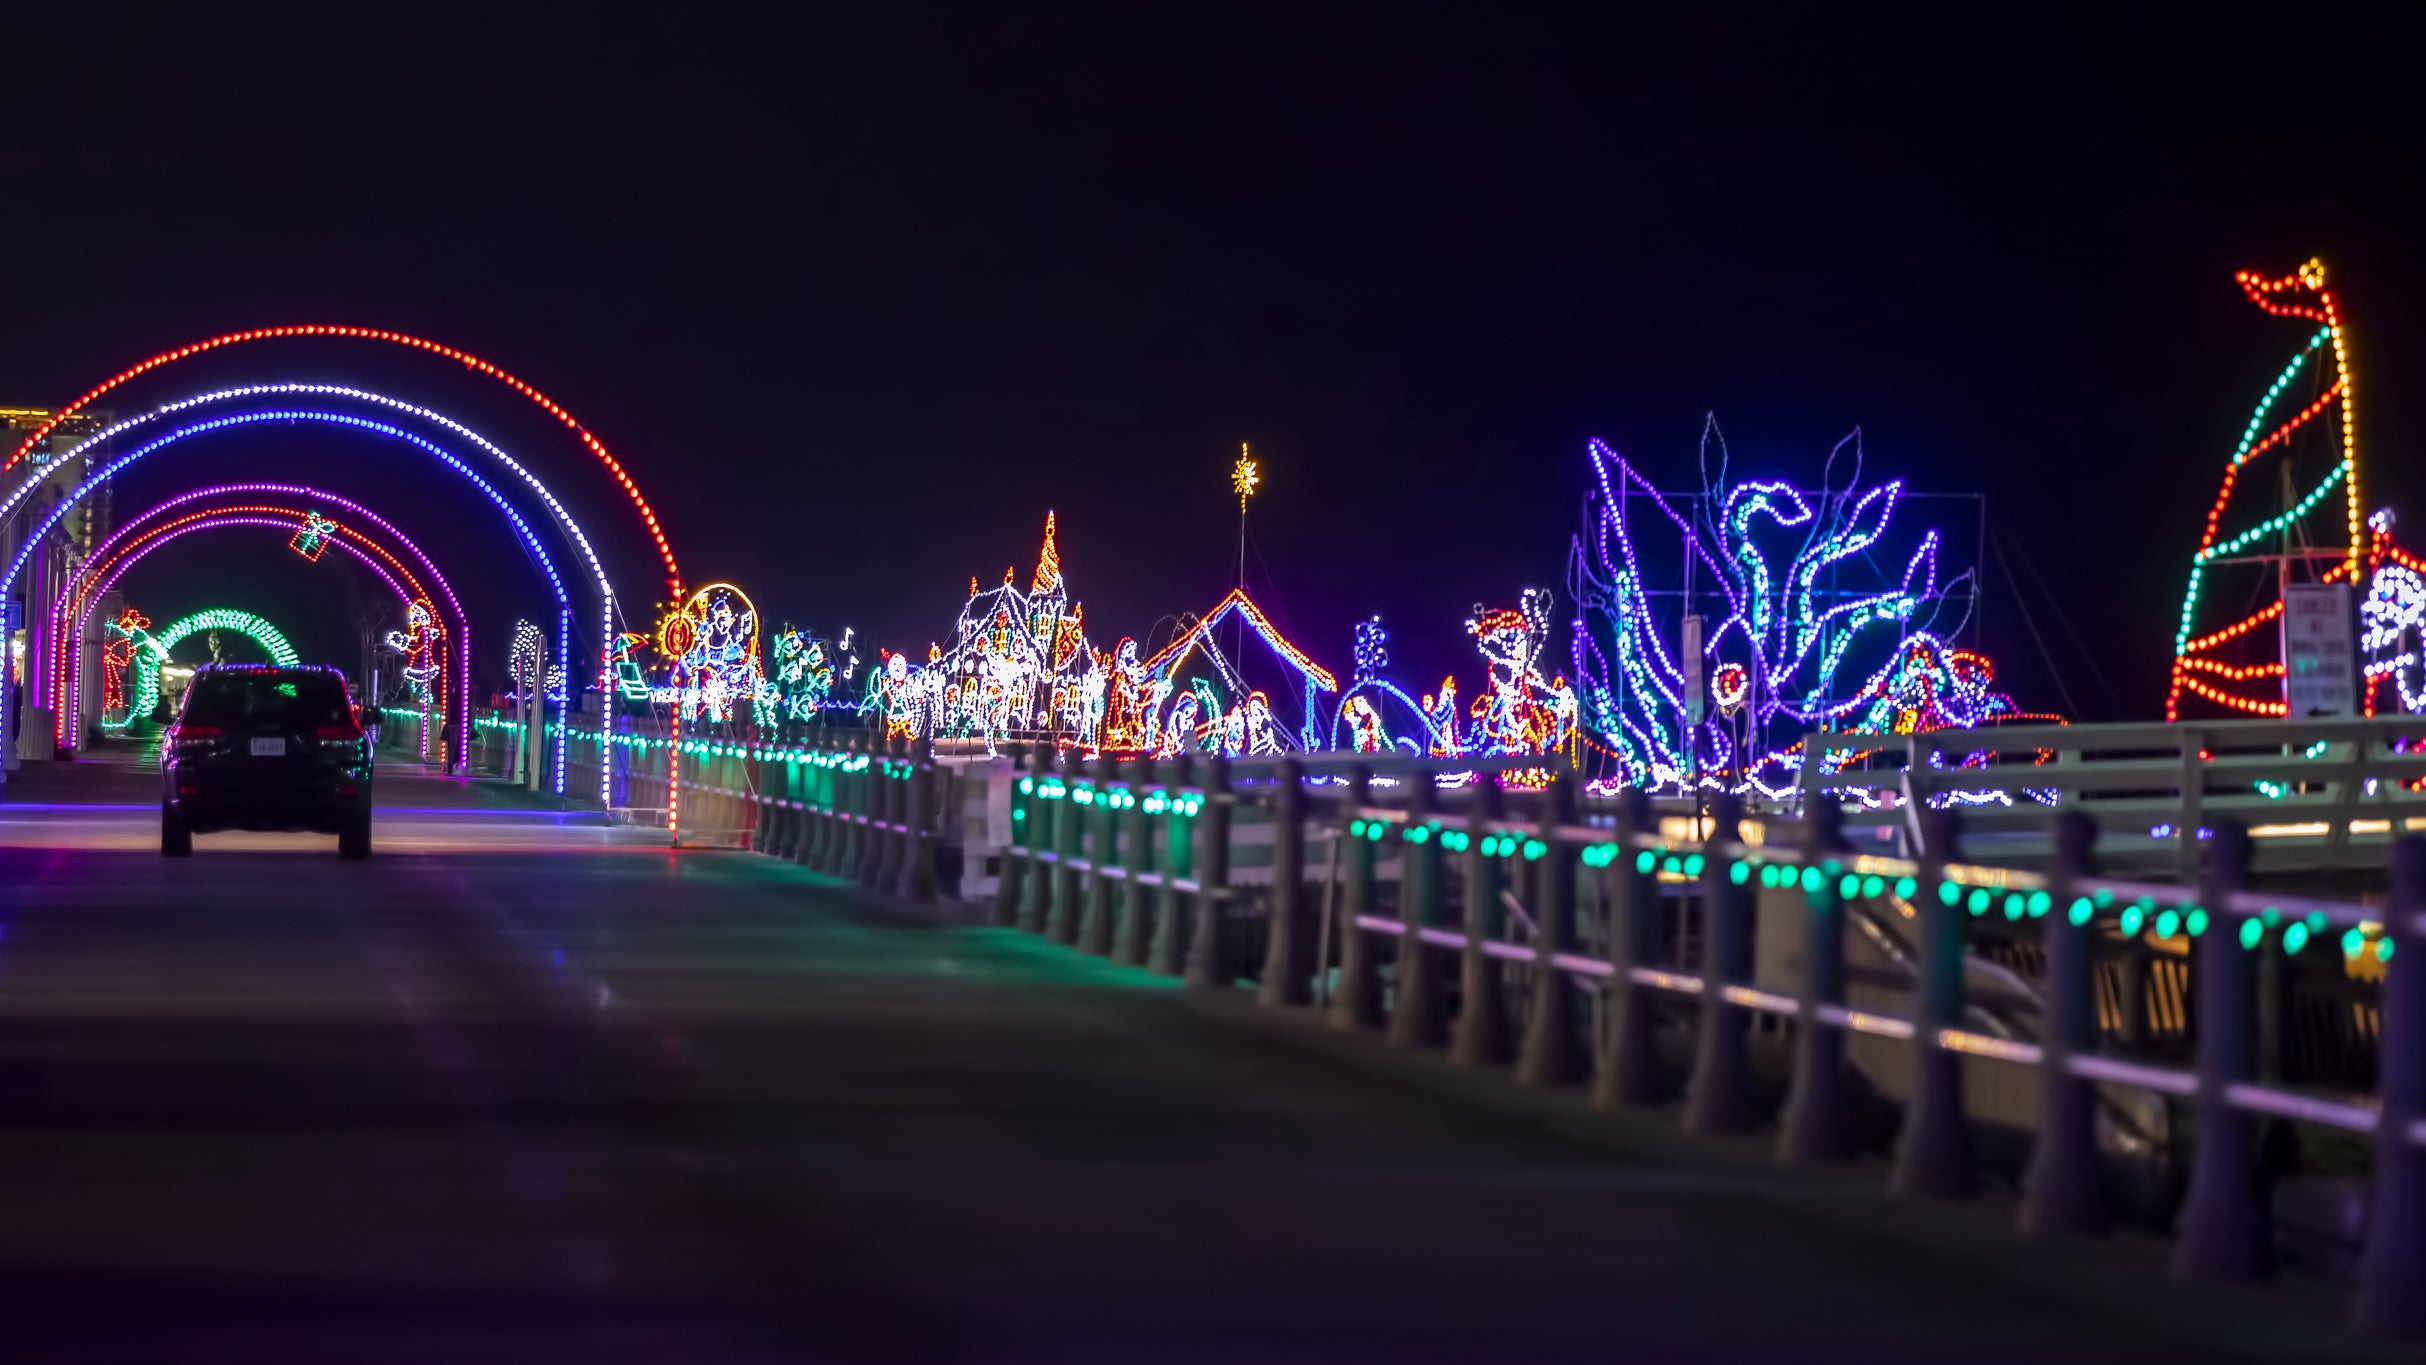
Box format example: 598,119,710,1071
2168,258,2362,721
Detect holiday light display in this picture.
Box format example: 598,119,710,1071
0,388,619,800
48,485,471,764
101,609,147,715
289,511,337,562
2169,259,2363,721
864,513,1095,750
1567,423,1987,796
1461,589,1580,759
2363,511,2426,714
382,598,446,708
1139,588,1337,754
655,582,766,724
508,621,546,700
1,328,682,601
104,608,302,726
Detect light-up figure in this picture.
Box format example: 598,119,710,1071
101,608,148,715
1569,422,1983,796
2170,259,2364,721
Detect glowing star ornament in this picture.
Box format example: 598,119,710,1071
288,511,338,562
1232,444,1260,510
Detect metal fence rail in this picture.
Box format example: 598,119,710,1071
513,724,2426,1337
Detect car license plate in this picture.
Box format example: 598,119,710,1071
250,737,287,757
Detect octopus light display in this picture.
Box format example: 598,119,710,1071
2168,259,2363,721
1567,422,1984,797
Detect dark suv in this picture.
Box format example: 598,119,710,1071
161,664,373,857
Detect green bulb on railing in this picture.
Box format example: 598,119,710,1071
2153,909,2180,941
1635,850,1656,875
1729,860,1750,885
1894,876,1918,900
2239,917,2264,950
2067,897,2093,927
1938,881,1962,908
2283,922,2310,955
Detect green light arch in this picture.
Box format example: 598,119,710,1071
105,608,301,726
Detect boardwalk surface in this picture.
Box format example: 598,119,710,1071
0,748,2403,1362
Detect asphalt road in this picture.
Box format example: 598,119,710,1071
0,748,2404,1362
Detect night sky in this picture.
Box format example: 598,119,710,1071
6,10,2423,718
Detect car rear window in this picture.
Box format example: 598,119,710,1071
182,672,353,728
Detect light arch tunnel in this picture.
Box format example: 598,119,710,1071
106,608,303,724
53,486,474,763
0,399,626,799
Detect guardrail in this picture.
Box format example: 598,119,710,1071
714,733,2426,1338
1808,715,2426,876
365,713,2426,1334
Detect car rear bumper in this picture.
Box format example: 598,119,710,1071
166,774,368,833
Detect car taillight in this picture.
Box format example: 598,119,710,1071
178,724,223,738
316,725,363,740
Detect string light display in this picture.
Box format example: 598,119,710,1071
0,383,624,802
2168,260,2362,721
289,512,338,562
654,582,767,725
1567,423,1994,796
0,411,577,787
47,484,471,764
0,327,681,601
103,608,301,726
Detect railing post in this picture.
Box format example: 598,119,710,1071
2356,835,2426,1335
2022,810,2109,1236
1893,807,1977,1198
881,736,913,894
903,742,937,903
858,738,889,891
2178,727,2205,885
1259,757,1311,1007
797,727,824,869
1595,789,1668,1106
1518,772,1584,1086
834,735,863,878
1184,757,1233,988
1115,758,1157,966
1080,755,1118,956
1148,754,1195,976
1684,793,1757,1133
1779,796,1855,1163
1021,746,1055,934
2174,818,2272,1281
994,744,1029,928
1048,749,1084,944
1389,767,1447,1048
1330,764,1383,1031
1452,779,1511,1066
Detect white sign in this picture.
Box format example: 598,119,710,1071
2282,584,2357,718
1681,614,1705,724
